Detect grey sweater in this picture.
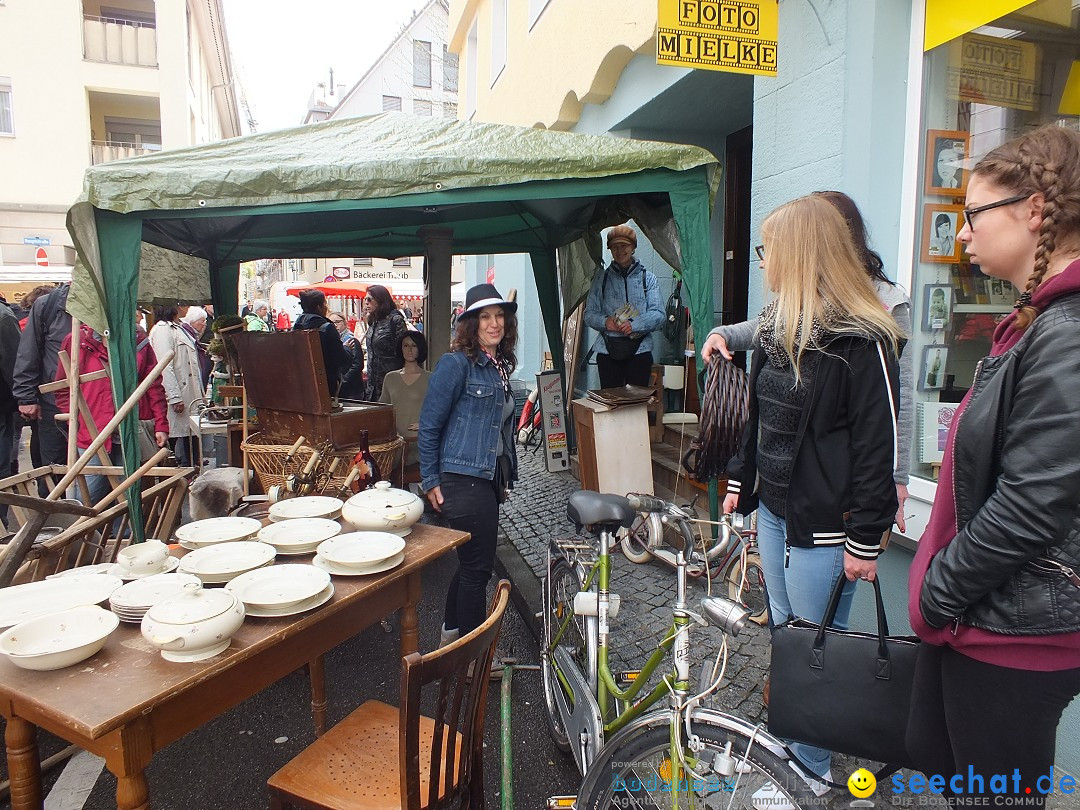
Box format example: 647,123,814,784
707,278,914,485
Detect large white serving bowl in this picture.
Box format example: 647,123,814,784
256,518,341,553
315,532,405,568
268,496,343,523
0,605,119,671
0,575,123,629
177,542,277,583
174,517,262,548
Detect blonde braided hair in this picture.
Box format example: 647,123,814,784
973,126,1080,330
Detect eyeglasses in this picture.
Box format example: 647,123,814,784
330,318,344,325
754,245,765,262
962,194,1029,231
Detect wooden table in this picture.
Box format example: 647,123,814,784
0,523,469,810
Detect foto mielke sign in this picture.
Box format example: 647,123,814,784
657,0,778,77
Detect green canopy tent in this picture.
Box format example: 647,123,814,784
65,113,720,535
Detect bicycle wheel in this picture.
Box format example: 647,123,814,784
542,556,586,753
619,512,658,563
726,551,769,626
577,721,814,810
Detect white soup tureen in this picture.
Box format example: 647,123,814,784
140,582,245,662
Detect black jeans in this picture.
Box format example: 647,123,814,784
596,350,653,389
907,644,1080,807
439,472,499,635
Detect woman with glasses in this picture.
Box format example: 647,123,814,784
328,311,364,399
907,126,1080,807
722,195,902,805
704,190,915,533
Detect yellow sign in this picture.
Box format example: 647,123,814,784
947,33,1039,111
924,0,1037,51
657,0,778,78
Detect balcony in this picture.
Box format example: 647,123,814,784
90,140,158,165
83,15,157,67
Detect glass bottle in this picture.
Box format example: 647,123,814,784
350,430,382,493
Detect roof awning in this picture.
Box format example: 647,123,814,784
0,266,74,283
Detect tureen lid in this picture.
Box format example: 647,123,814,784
345,480,419,509
145,582,238,624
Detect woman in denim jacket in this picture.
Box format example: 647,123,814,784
419,284,519,642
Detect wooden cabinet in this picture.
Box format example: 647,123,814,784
571,398,653,496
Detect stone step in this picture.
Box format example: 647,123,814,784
662,420,699,449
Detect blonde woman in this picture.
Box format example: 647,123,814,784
722,195,902,803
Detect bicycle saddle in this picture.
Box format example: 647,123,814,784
567,491,636,531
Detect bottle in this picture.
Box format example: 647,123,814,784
350,430,382,493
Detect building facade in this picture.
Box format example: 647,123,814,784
449,0,1080,768
0,0,242,302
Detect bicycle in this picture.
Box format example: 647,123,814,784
542,490,813,809
619,504,768,626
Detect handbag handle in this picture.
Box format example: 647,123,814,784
812,573,892,667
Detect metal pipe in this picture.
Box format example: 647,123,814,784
500,662,514,810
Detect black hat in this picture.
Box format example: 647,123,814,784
460,283,517,317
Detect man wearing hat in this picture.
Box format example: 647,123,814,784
584,224,664,388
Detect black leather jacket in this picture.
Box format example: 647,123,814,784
364,310,407,401
920,291,1080,635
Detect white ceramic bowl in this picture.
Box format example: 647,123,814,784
340,481,423,533
116,540,170,575
316,532,405,568
0,605,119,671
268,496,343,523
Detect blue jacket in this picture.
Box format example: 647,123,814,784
418,350,518,492
583,260,664,357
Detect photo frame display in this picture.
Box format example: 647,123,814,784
925,130,970,197
986,277,1016,307
919,401,958,465
920,344,950,391
922,204,965,264
923,284,953,331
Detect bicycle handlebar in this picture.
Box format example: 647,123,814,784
627,493,667,513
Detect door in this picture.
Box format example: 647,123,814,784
722,126,753,370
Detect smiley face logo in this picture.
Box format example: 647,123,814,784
848,768,876,798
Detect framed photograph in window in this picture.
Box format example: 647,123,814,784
920,344,950,391
919,401,958,465
925,130,969,197
921,204,965,264
923,284,953,331
986,277,1016,307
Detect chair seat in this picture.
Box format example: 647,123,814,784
268,700,462,810
662,412,699,426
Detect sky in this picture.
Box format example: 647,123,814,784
221,1,422,133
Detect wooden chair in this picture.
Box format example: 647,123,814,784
267,580,512,809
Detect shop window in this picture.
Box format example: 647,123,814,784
910,6,1080,482
490,0,506,86
0,78,12,135
382,95,402,112
413,99,432,116
352,258,373,266
413,40,431,88
442,45,459,92
393,257,412,267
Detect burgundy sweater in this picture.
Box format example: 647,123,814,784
908,260,1080,671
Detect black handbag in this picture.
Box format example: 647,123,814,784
602,332,646,361
768,573,920,768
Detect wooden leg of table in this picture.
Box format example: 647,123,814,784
399,571,422,657
5,716,41,810
309,655,327,737
104,718,153,810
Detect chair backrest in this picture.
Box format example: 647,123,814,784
400,580,510,809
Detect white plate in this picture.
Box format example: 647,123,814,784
316,532,405,567
243,582,335,618
257,518,341,550
46,563,116,579
174,517,262,546
178,542,277,578
106,556,181,581
312,551,405,577
224,564,331,609
268,497,343,522
0,576,123,629
272,544,322,557
109,572,202,609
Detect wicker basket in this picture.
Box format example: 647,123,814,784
241,433,405,494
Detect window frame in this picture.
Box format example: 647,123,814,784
0,78,13,136
413,39,432,88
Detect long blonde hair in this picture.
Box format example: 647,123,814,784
760,195,902,380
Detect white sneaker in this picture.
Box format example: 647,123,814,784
751,769,831,810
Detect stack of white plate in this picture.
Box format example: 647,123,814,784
313,532,406,577
256,518,342,556
108,572,203,623
177,541,278,584
225,564,334,618
175,517,262,551
0,575,123,629
268,496,343,523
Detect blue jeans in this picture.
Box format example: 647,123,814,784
757,501,855,779
77,443,124,506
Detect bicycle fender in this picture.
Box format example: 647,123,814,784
576,707,791,799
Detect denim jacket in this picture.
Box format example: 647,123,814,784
583,259,664,357
418,350,518,492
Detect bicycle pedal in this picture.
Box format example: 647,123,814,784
614,670,641,686
546,797,577,809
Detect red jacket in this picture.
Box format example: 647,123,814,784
54,326,169,452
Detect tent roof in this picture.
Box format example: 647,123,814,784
69,113,718,265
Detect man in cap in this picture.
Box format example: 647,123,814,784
584,224,664,388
